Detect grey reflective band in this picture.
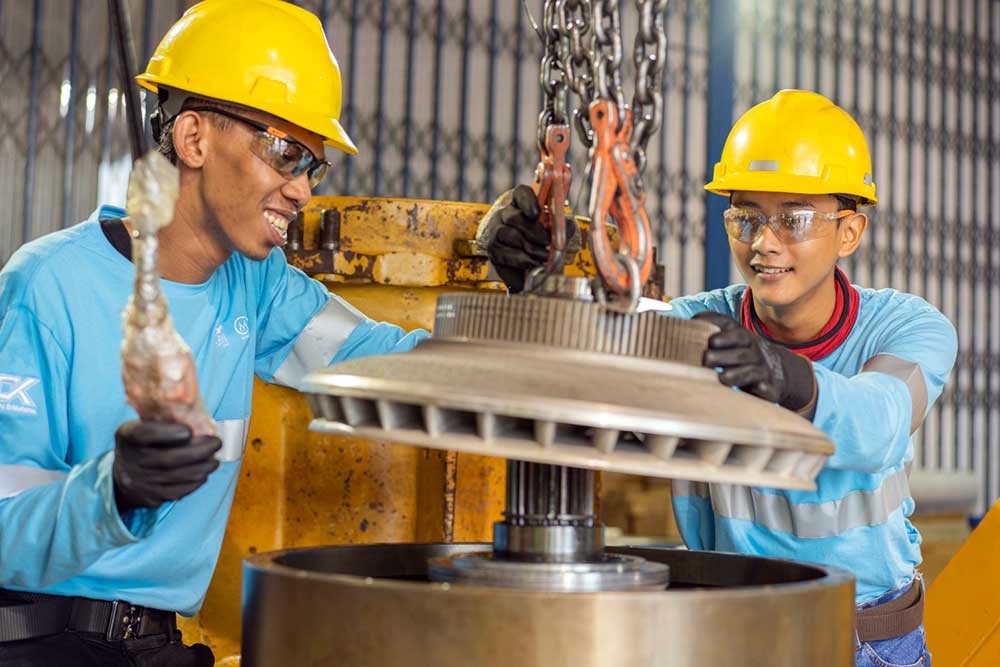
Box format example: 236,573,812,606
272,296,366,389
748,160,779,172
861,354,929,434
0,465,67,500
216,418,250,462
710,466,911,539
671,479,711,499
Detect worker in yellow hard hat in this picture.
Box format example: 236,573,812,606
487,89,957,666
0,1,450,663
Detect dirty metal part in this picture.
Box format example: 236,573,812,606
283,197,497,286
303,293,832,490
121,151,215,436
241,543,856,667
281,196,666,298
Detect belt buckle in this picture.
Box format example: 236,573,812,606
105,599,143,641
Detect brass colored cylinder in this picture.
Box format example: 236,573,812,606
242,543,856,666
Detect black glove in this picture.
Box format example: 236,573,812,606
480,185,576,293
693,312,817,415
113,420,222,513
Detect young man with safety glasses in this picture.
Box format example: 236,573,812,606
0,1,434,664
488,90,957,666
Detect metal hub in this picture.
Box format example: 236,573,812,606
428,460,670,591
428,551,669,592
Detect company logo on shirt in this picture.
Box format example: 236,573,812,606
214,324,230,349
233,316,250,339
0,374,40,416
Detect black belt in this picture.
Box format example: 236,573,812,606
855,577,925,643
0,590,176,643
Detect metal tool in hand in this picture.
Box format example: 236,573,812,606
121,151,216,437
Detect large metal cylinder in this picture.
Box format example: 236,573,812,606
242,543,855,666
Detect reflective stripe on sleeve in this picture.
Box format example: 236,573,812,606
671,479,711,498
216,418,250,462
271,296,365,388
861,354,929,434
709,467,911,539
0,465,68,500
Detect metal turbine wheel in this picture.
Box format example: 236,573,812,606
302,291,834,490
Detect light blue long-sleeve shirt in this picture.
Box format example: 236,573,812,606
666,282,957,604
0,206,427,615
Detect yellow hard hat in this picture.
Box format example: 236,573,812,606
705,89,876,205
136,0,357,155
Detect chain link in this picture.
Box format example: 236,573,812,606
538,0,571,147
630,0,668,175
538,0,667,158
554,0,597,147
592,0,626,128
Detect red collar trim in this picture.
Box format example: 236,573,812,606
739,267,860,361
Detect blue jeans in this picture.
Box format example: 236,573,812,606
855,575,930,667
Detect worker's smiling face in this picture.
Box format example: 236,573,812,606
199,108,326,261
727,191,867,309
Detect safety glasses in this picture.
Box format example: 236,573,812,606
185,106,331,188
723,206,855,245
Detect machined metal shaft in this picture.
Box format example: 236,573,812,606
496,460,603,562
504,460,596,527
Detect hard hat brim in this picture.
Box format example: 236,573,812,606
136,75,359,156
704,171,877,206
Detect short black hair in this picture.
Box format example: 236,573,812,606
833,194,859,211
156,96,238,165
728,193,860,212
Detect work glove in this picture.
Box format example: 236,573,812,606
112,420,222,513
477,185,576,293
693,311,817,417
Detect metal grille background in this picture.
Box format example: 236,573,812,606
731,0,999,513
0,0,997,512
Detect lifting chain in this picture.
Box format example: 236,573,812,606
530,0,668,309
532,1,576,273
630,0,668,175
555,1,597,148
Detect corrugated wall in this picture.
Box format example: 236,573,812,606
0,0,997,511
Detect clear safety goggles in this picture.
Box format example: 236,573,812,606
723,206,855,244
185,106,331,188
